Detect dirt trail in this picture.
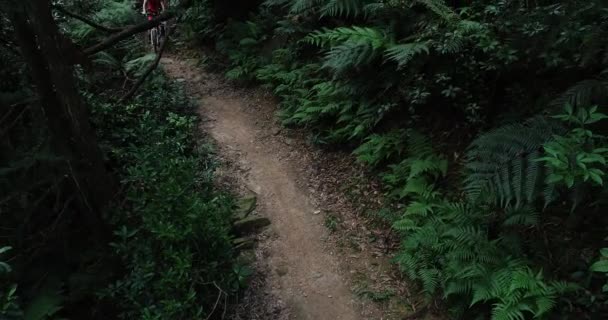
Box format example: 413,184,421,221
162,55,390,320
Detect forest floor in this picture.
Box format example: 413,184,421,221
162,53,436,320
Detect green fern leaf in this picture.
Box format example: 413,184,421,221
384,42,430,68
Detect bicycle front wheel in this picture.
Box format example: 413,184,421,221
150,28,158,53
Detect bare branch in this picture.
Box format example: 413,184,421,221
84,11,174,56
118,26,171,103
205,282,228,320
84,0,192,56
53,5,121,33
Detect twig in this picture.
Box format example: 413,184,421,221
67,159,94,214
0,105,30,138
222,289,228,319
51,195,76,231
205,282,228,320
118,26,171,103
53,5,121,33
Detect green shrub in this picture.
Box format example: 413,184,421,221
92,76,238,319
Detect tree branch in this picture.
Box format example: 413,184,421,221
84,11,174,56
84,0,192,56
53,5,121,33
118,27,171,103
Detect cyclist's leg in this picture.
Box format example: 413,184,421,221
146,12,157,44
159,10,166,36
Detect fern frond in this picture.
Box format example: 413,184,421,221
384,42,430,68
320,0,364,17
306,26,388,48
322,41,379,73
464,116,566,208
288,0,325,14
502,207,539,227
549,79,608,110
414,0,458,22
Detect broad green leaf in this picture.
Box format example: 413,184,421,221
590,260,608,273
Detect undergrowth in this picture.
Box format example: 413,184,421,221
0,1,240,318
181,0,608,318
92,75,239,319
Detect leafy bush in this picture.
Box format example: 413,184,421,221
92,76,238,319
1,1,240,318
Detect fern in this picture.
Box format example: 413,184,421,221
381,132,447,199
305,26,390,73
306,26,388,48
502,206,539,227
93,51,122,70
320,0,364,17
288,0,325,14
124,54,156,77
414,0,458,22
322,41,378,73
384,42,430,68
464,116,566,208
353,130,407,167
549,79,608,110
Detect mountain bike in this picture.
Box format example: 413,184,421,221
144,11,166,53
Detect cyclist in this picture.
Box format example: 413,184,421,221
142,0,167,43
141,0,166,19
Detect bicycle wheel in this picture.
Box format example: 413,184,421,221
156,27,163,49
150,28,158,53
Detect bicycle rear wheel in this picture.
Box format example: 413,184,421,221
150,28,158,53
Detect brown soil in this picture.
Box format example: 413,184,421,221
161,54,436,320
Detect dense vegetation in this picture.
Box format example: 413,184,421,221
1,0,242,319
181,0,608,319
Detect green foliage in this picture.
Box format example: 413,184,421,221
92,76,238,319
64,0,138,42
324,214,340,232
0,247,21,319
183,0,608,318
1,1,240,318
390,135,578,319
590,248,608,293
539,105,608,188
384,42,430,68
353,130,407,167
381,131,447,201
464,116,565,208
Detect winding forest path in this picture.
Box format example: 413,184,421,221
162,54,409,320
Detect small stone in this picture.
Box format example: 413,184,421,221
328,295,333,298
176,78,186,83
272,127,282,136
284,138,294,146
313,210,321,215
276,265,289,277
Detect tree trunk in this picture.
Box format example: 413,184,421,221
9,1,116,215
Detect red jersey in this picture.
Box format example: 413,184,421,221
146,0,162,13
